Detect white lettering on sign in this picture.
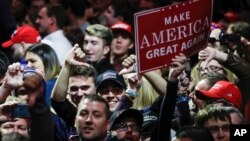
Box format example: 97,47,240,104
146,44,178,59
140,16,209,49
164,11,191,25
181,32,205,51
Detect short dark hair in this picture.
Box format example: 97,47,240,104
66,0,90,18
112,0,135,26
64,26,84,47
46,4,69,28
78,94,110,118
71,65,98,84
175,125,214,141
194,104,231,126
230,21,250,40
224,106,243,123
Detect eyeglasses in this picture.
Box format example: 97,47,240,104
115,123,140,132
197,66,223,72
98,87,124,95
207,125,230,133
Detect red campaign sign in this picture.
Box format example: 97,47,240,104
134,0,213,73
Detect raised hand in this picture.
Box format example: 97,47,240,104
119,54,137,75
198,46,216,61
198,46,218,70
178,71,190,93
65,44,90,67
126,73,142,90
168,53,187,82
3,62,24,89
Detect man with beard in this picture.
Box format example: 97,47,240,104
107,108,143,141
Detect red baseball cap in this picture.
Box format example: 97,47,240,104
197,81,242,108
111,21,133,37
2,25,41,48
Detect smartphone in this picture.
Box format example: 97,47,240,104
12,104,30,118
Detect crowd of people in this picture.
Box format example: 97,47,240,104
0,0,250,141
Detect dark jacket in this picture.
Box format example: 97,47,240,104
221,54,250,123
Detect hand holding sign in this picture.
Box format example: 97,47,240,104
134,0,212,73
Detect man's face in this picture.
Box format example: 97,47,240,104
0,118,29,138
204,117,230,141
189,79,210,109
103,5,117,27
83,34,109,63
75,99,108,140
199,60,224,79
98,81,125,112
68,76,96,105
111,30,133,57
36,7,51,33
112,117,140,141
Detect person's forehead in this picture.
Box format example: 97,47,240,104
2,118,28,126
84,34,103,42
117,117,137,124
69,76,94,83
205,117,230,126
201,59,221,67
12,43,23,49
79,99,106,110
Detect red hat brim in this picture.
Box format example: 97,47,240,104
196,89,221,99
2,40,13,48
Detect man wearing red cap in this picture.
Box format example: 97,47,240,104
196,80,243,109
110,21,134,72
1,25,41,62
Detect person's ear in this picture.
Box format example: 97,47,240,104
103,46,110,55
128,42,134,49
49,16,56,25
